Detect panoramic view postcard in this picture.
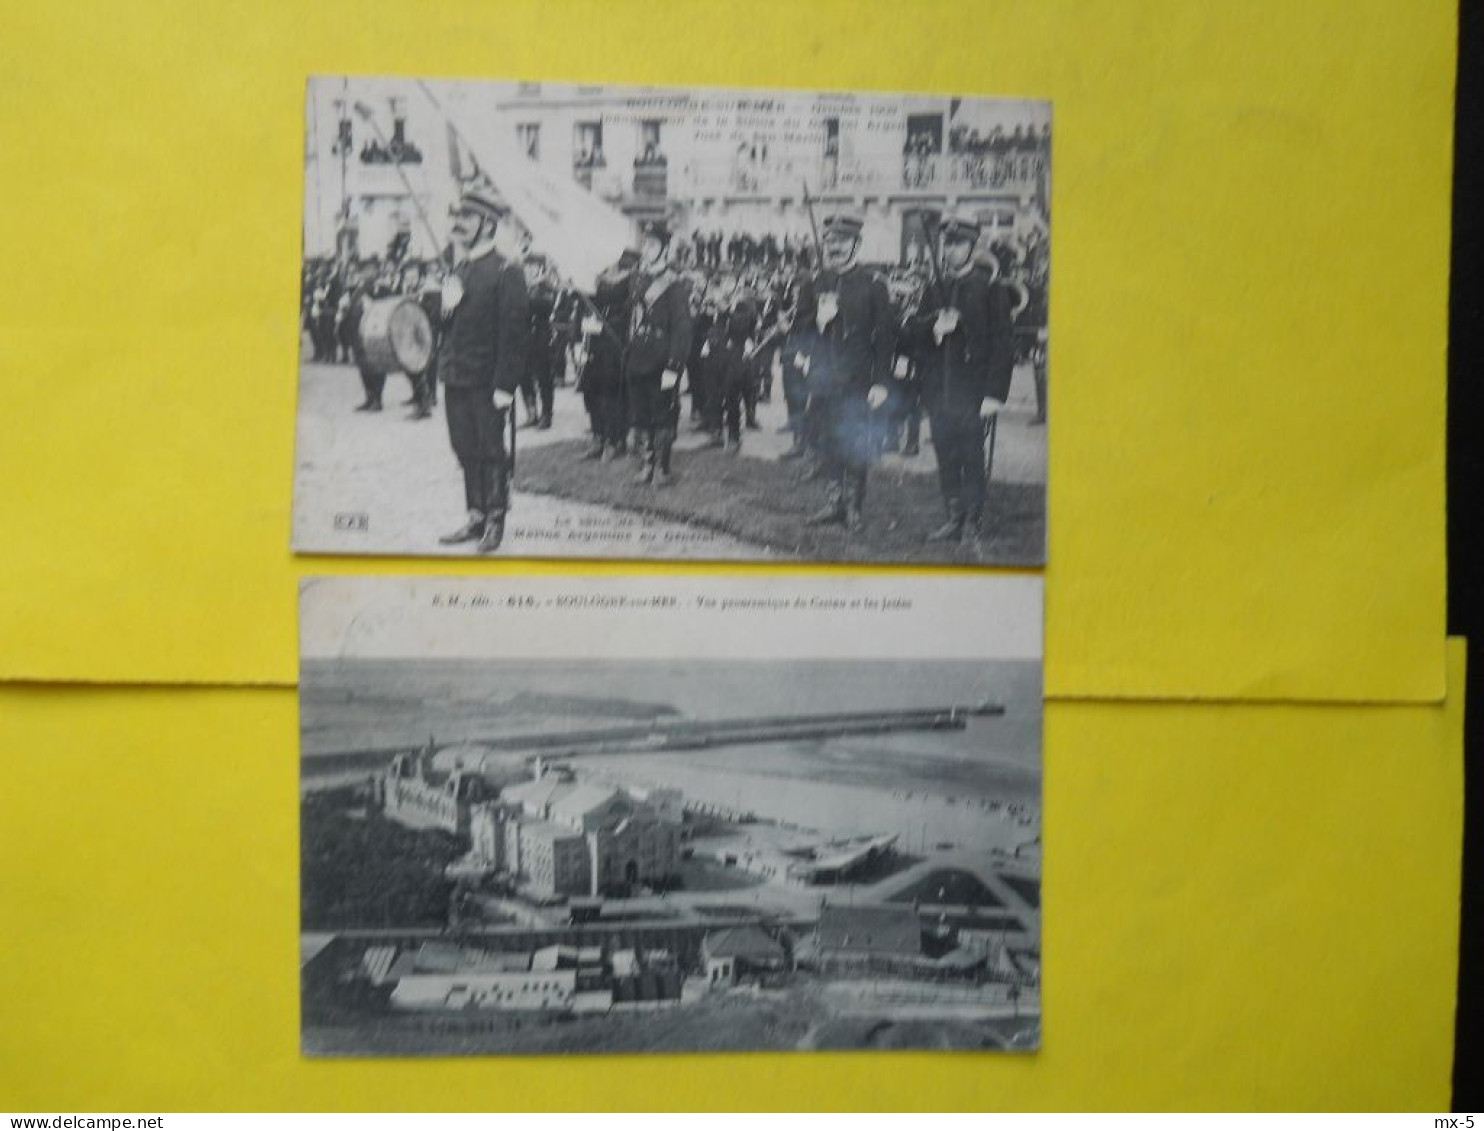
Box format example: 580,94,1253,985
299,575,1044,1055
295,75,1049,566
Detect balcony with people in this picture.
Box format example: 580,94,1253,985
632,142,669,200
904,123,1051,192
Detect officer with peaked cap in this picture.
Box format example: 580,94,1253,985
625,218,693,487
908,206,1013,546
578,247,640,461
434,183,530,554
799,206,895,532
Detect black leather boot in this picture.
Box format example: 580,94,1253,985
439,511,486,544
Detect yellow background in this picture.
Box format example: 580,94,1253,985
0,645,1463,1110
0,0,1456,700
0,0,1464,1110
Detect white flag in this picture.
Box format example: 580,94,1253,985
424,81,633,293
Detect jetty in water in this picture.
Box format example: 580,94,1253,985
303,703,1004,783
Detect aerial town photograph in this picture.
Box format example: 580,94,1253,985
299,652,1042,1055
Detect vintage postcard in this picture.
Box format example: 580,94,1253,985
299,575,1043,1055
295,76,1049,565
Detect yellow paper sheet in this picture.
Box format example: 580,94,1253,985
0,643,1461,1109
0,0,1454,701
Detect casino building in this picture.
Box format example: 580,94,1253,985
466,768,682,900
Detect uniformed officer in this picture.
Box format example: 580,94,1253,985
775,268,817,461
345,263,384,412
695,277,731,449
800,208,895,531
410,266,442,419
885,266,927,456
910,207,1013,545
434,185,530,554
522,253,557,430
720,283,761,454
578,249,638,461
626,220,693,487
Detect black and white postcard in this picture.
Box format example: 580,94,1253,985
299,575,1043,1055
295,76,1049,565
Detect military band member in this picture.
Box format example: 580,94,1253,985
626,220,693,487
910,207,1013,545
695,284,730,449
885,266,927,457
522,253,557,430
410,267,442,419
550,282,581,389
578,249,638,461
776,268,816,461
720,283,760,454
685,279,715,429
434,185,530,554
800,208,895,532
345,264,384,412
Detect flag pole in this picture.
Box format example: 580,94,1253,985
351,102,446,259
416,80,628,351
801,180,823,266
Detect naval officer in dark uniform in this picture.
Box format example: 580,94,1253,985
800,207,895,532
626,220,693,487
435,185,530,554
578,248,638,461
910,207,1013,545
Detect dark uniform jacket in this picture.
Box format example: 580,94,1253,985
726,295,761,385
436,249,529,392
626,269,693,376
583,268,632,384
688,307,714,380
910,265,1013,413
799,263,895,399
526,283,555,381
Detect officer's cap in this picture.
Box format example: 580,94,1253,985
822,208,865,239
641,219,673,246
456,184,510,222
941,207,983,242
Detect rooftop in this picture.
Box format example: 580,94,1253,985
549,783,622,826
703,925,787,962
816,905,922,956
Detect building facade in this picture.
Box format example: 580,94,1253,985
304,78,1051,270
377,741,492,836
467,772,682,899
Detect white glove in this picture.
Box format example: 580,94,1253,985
815,292,839,332
572,344,588,370
744,338,755,355
933,306,960,345
892,356,910,379
980,396,1003,419
493,389,516,411
700,341,711,359
866,385,888,410
580,315,604,337
660,369,680,391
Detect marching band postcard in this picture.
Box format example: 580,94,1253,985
299,575,1043,1055
294,76,1049,565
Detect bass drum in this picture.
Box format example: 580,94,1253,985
358,296,434,375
